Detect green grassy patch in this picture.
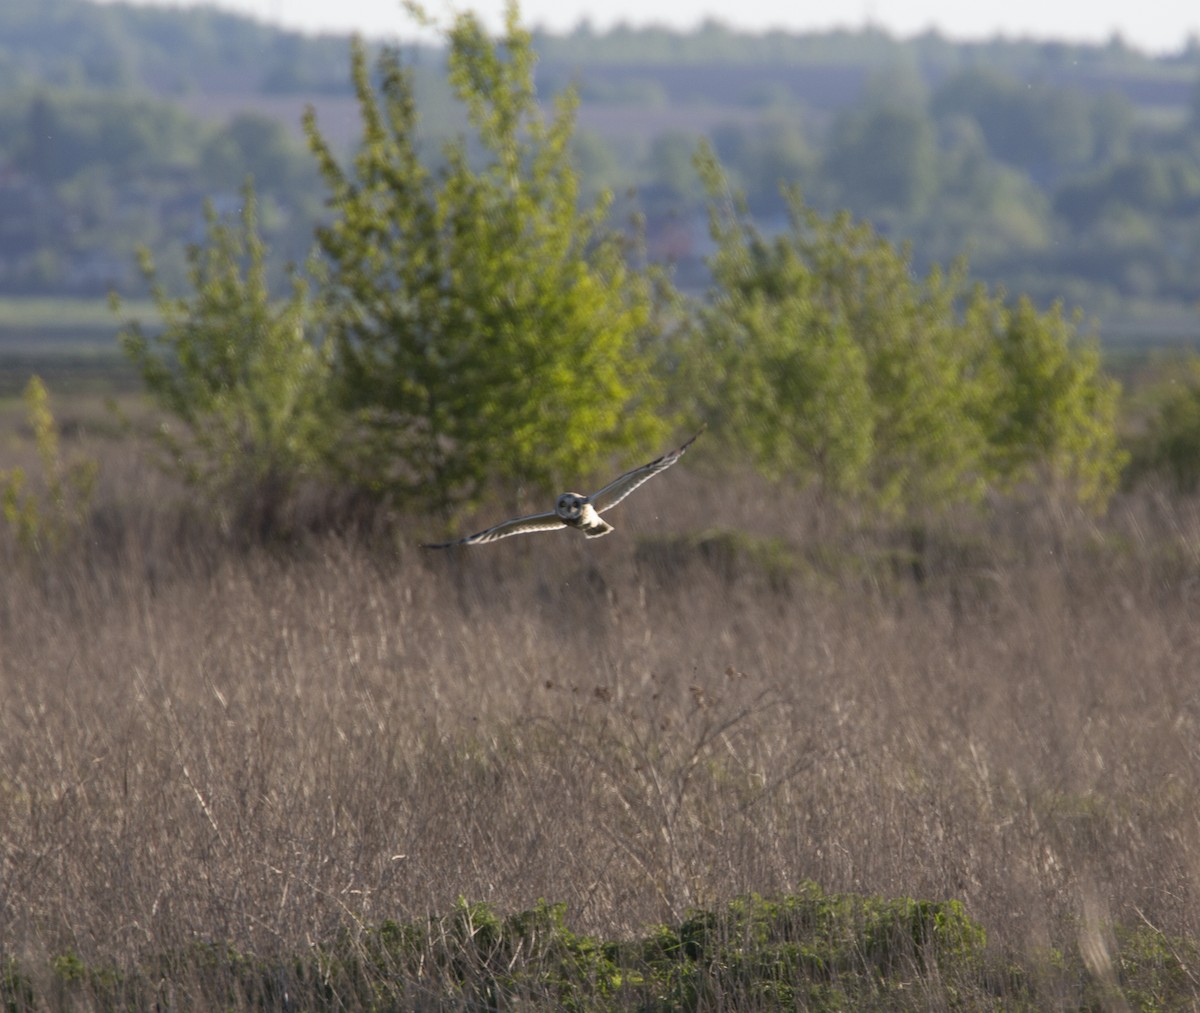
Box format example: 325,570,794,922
5,890,1196,1011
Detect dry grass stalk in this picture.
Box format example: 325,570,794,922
1,436,1199,1008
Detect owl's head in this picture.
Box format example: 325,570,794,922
556,493,584,520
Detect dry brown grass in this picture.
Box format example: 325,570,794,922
2,431,1200,1007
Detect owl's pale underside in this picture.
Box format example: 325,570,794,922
422,430,701,548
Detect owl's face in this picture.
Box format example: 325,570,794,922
556,493,585,520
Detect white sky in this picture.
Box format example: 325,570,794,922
111,0,1198,55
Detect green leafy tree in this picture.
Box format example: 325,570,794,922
688,146,1124,516
115,180,328,536
787,204,989,515
693,147,987,515
931,68,1096,182
971,294,1125,506
686,154,873,499
200,113,314,194
928,117,1052,257
711,117,815,217
17,91,201,183
303,2,668,518
823,102,939,217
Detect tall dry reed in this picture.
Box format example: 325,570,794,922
2,442,1198,1004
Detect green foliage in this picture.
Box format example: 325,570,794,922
9,89,201,183
640,888,988,1009
688,148,982,515
0,375,97,554
686,148,1126,516
0,83,324,296
0,0,353,94
824,101,939,216
2,956,34,1012
5,0,1200,313
972,295,1126,506
1127,354,1200,493
930,68,1104,178
1055,153,1200,231
788,213,984,516
115,180,329,535
1113,923,1200,1011
35,942,278,1012
913,117,1053,260
317,898,626,1011
686,149,873,500
5,893,1200,1011
199,112,317,194
304,3,668,517
709,116,815,216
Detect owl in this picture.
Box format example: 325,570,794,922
423,430,701,548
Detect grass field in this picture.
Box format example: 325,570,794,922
0,298,153,398
1,406,1199,1008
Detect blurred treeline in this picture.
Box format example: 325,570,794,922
2,0,1200,329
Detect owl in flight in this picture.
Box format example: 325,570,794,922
423,430,701,548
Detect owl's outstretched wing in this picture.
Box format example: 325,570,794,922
422,511,566,548
589,429,702,515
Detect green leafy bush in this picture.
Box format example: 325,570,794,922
972,293,1125,507
115,180,329,537
0,375,97,555
7,892,1200,1011
639,888,987,1010
305,3,668,519
684,146,1125,517
1127,354,1200,493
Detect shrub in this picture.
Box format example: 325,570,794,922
1127,353,1200,493
639,887,988,1010
0,375,97,555
685,146,1125,517
115,180,329,537
305,2,668,519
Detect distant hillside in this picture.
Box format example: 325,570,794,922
0,0,359,95
4,0,1198,109
533,21,1200,111
1,0,1199,339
